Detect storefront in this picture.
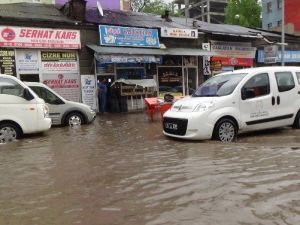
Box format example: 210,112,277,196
0,26,81,102
209,40,256,74
87,25,212,112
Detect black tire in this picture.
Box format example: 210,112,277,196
0,123,21,143
214,118,237,142
65,112,83,126
293,112,300,129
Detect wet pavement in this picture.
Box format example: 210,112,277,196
0,113,300,225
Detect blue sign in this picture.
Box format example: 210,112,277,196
99,25,160,48
257,50,300,63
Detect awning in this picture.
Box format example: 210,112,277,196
112,78,157,88
86,44,215,56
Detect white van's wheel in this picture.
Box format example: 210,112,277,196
215,119,237,142
66,112,83,126
0,123,21,143
293,112,300,129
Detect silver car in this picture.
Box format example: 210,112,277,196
25,82,96,126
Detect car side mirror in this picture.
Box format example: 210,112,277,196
23,88,34,101
241,88,255,100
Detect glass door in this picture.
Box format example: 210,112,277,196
183,56,198,96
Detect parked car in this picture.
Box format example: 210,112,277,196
25,82,96,126
163,66,300,142
0,74,51,143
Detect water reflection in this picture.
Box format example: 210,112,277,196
0,113,300,225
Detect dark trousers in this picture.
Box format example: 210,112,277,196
98,95,107,113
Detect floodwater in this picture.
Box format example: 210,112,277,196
0,113,300,225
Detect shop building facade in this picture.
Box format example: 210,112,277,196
3,1,300,113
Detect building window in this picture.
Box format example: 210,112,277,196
277,0,282,9
267,2,272,13
268,23,272,29
277,20,282,27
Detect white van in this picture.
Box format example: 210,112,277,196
25,82,96,126
163,66,300,142
0,74,51,143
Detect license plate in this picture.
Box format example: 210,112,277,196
165,122,178,130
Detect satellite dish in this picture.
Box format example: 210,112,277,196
97,1,104,17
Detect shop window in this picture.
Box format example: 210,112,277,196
241,73,270,100
158,67,183,96
275,72,295,92
96,63,115,74
162,56,182,66
116,63,146,80
20,74,40,82
183,56,197,67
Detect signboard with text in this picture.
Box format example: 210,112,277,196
99,25,160,48
41,51,78,72
211,57,253,67
81,75,97,111
16,50,39,72
0,26,81,49
43,73,80,102
263,45,278,64
161,27,198,39
211,41,256,58
0,48,16,76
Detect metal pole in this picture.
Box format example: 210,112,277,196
281,0,285,66
185,0,189,24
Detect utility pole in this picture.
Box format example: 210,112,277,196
281,0,285,66
185,0,189,24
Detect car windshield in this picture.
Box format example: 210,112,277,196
193,73,247,97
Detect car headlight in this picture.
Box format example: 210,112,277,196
43,104,49,118
193,102,215,112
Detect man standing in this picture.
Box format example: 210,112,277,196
97,78,108,113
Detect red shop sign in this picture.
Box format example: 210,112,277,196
211,57,253,67
0,26,81,49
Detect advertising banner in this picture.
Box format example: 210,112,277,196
161,27,198,39
211,41,256,58
81,75,97,111
263,45,278,64
41,51,78,72
0,26,81,49
211,57,253,67
43,73,80,102
16,50,39,72
203,56,211,75
0,48,16,76
257,50,300,63
99,25,160,48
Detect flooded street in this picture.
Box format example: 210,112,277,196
1,113,300,225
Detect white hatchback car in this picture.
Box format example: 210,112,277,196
163,66,300,142
25,82,96,126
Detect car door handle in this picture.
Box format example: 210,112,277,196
272,96,275,105
298,91,300,94
277,96,280,105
